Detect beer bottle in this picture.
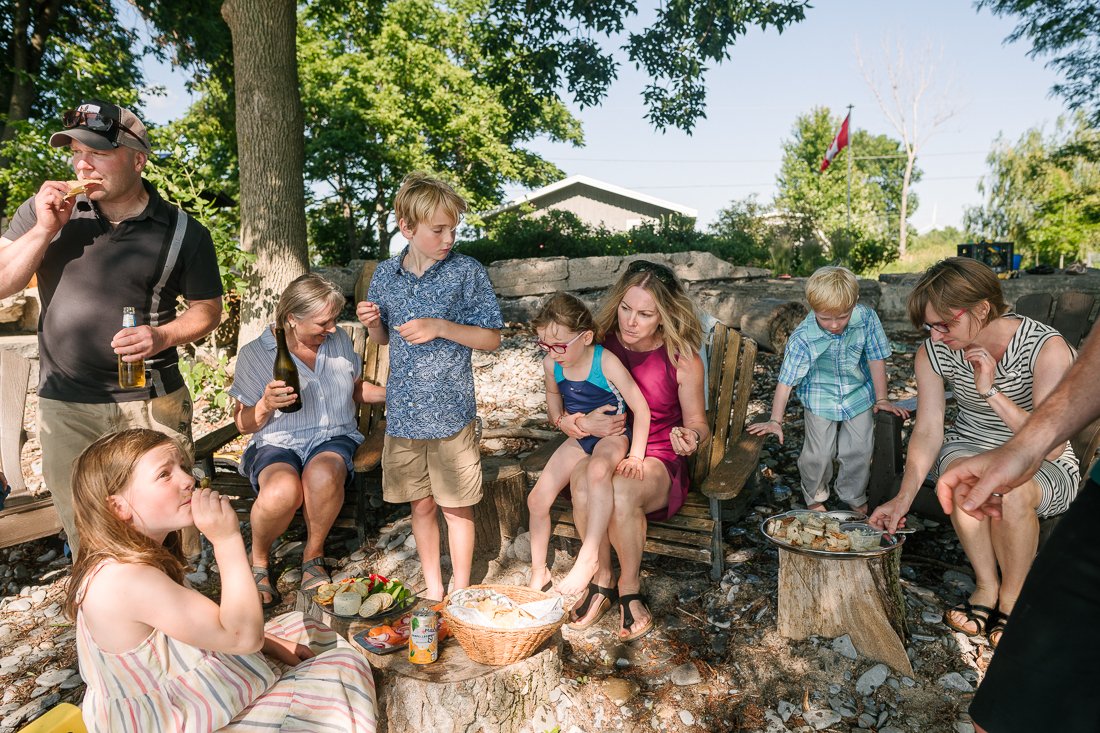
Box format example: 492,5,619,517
118,307,146,389
273,326,302,413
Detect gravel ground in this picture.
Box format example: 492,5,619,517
0,325,990,732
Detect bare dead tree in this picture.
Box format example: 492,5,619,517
856,37,959,257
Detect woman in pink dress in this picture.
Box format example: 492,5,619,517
559,260,710,641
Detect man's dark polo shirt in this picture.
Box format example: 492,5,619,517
2,181,223,403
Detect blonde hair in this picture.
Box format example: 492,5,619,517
594,260,703,362
394,172,467,230
906,257,1008,331
532,292,596,334
805,266,859,313
274,273,346,330
64,429,188,620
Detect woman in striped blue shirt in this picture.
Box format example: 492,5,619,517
230,274,384,608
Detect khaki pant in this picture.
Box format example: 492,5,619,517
38,387,193,557
798,408,874,508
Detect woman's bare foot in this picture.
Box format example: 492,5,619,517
557,553,599,597
528,565,553,592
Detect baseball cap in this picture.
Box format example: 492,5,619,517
49,100,152,155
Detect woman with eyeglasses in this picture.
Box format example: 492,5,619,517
869,257,1079,650
562,260,710,641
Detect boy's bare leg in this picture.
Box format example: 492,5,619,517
557,437,626,597
411,496,445,601
526,440,587,590
441,505,475,591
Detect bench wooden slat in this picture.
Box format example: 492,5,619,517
550,521,712,563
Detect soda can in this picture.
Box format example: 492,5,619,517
408,609,439,664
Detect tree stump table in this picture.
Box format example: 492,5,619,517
777,544,912,675
304,596,562,733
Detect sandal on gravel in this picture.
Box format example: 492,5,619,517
252,565,282,610
618,593,655,642
945,600,996,637
300,557,332,593
569,583,616,628
987,610,1008,649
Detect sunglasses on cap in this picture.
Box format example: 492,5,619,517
625,259,677,287
61,108,143,148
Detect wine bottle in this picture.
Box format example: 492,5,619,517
273,326,302,413
118,307,146,389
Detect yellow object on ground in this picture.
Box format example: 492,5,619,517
16,703,86,733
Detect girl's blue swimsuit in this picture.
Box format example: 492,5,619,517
554,345,629,454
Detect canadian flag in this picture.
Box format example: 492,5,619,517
820,113,850,172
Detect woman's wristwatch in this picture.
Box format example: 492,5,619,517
978,385,1001,399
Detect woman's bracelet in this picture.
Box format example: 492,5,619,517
766,419,781,426
554,414,566,429
683,427,702,443
875,398,890,404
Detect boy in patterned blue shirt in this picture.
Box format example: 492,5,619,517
356,173,503,601
748,266,909,513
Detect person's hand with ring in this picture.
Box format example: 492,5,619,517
670,426,701,456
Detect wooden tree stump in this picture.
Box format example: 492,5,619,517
739,298,807,354
439,457,529,580
777,546,912,675
373,632,561,733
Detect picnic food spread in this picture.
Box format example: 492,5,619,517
761,510,895,556
315,574,415,618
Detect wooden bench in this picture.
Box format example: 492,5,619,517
193,322,388,546
0,350,63,550
521,322,765,580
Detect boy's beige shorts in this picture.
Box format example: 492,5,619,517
382,419,482,507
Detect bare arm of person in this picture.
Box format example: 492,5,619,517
747,382,793,444
356,301,389,346
670,351,710,456
112,297,223,362
354,378,386,404
234,381,297,434
82,489,264,655
602,351,650,477
0,182,75,297
868,345,946,532
869,359,910,418
395,319,501,351
939,330,1100,518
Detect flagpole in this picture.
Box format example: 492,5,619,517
846,104,853,231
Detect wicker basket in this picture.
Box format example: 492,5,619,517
441,584,566,666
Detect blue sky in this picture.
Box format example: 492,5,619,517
134,0,1068,234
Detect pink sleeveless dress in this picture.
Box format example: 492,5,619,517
604,332,690,520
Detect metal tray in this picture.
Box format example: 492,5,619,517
760,510,903,559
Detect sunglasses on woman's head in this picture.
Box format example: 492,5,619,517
535,332,584,354
923,308,967,333
62,109,143,148
625,259,677,287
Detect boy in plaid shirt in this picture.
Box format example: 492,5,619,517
748,266,909,513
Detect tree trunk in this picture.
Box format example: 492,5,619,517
777,546,912,675
899,152,914,258
222,0,309,348
739,298,807,354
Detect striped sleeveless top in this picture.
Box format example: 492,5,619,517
76,562,277,732
926,313,1076,459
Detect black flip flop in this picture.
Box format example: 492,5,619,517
618,593,655,642
569,583,616,628
945,600,996,637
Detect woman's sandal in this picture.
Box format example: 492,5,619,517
569,583,616,628
300,557,332,593
618,593,655,642
944,600,996,637
987,610,1008,649
251,565,282,610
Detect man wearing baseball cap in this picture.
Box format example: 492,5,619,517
0,100,223,557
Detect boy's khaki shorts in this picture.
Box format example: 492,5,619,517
382,419,482,507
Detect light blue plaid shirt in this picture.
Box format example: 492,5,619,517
777,303,891,421
367,247,503,440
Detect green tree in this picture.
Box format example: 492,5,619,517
774,107,920,273
1,0,146,215
964,114,1100,264
978,0,1100,126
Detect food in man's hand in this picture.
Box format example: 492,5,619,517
64,179,102,200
